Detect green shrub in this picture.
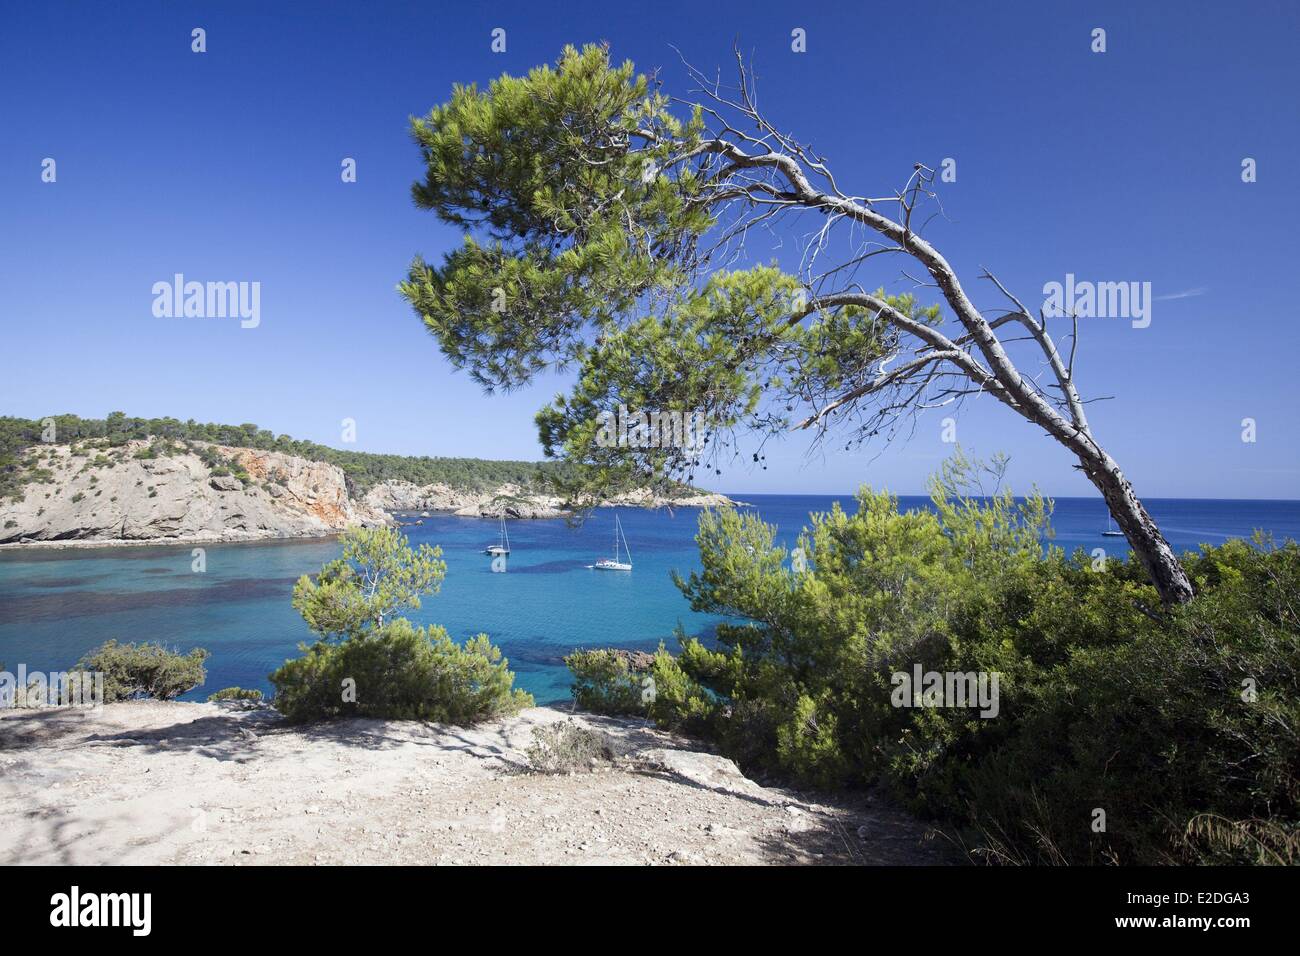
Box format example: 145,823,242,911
643,640,716,733
564,649,647,715
207,686,263,702
774,692,850,790
623,453,1300,865
927,536,1300,865
74,640,209,702
564,644,714,734
269,619,532,723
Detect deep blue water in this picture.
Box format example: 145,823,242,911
1,495,1297,705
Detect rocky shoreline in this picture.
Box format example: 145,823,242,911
0,438,737,549
0,439,386,548
369,479,737,521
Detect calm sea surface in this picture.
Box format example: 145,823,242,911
2,495,1297,705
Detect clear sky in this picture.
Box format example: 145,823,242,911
2,0,1297,498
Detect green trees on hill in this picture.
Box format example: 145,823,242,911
0,412,565,501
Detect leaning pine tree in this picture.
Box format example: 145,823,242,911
399,44,1195,605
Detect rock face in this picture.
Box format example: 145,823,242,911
604,488,737,510
0,437,737,547
363,481,567,518
367,480,735,519
365,481,571,519
0,440,386,546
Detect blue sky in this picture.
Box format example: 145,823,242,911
2,0,1297,498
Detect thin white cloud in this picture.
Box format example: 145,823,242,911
1155,286,1208,301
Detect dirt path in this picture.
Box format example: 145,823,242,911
0,701,954,866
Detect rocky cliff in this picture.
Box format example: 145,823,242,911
365,480,735,519
0,438,736,547
0,440,386,546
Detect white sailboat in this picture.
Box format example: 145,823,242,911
1102,513,1124,537
593,514,632,571
483,515,511,556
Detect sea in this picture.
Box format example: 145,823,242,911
2,495,1298,705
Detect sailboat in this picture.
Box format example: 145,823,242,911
1102,513,1124,537
483,515,511,556
593,514,632,571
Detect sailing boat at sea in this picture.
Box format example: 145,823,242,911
593,513,632,571
483,515,511,556
1102,513,1124,537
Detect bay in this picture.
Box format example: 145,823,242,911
1,495,1297,705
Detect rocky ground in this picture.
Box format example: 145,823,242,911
0,702,955,866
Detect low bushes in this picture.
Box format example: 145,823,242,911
269,619,532,723
866,537,1300,865
207,686,263,702
74,640,209,701
564,645,714,735
564,649,651,715
526,719,613,774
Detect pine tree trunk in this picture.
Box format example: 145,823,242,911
1081,457,1195,605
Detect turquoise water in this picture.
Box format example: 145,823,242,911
1,495,1298,705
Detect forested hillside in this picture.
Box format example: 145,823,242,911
0,412,567,501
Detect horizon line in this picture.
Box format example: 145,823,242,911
723,492,1300,504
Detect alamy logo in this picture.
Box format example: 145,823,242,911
1042,273,1151,329
49,886,151,936
890,666,1000,718
0,666,103,709
152,273,261,328
595,405,706,450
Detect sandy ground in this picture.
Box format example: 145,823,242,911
0,701,955,866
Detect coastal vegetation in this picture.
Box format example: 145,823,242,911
565,646,711,730
565,649,657,716
74,640,210,702
208,687,264,702
565,458,1300,865
272,620,533,724
271,526,531,723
